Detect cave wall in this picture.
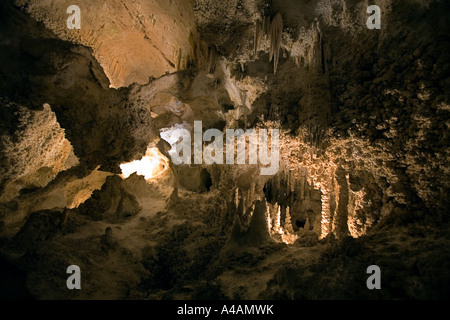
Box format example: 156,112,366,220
0,1,158,176
16,0,197,88
0,0,448,300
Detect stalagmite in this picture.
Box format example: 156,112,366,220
319,187,331,239
285,206,294,234
331,167,350,239
266,202,272,232
246,200,273,245
304,218,310,231
269,13,283,74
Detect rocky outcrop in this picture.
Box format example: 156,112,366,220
76,175,142,223
0,1,157,174
0,100,77,202
17,0,197,88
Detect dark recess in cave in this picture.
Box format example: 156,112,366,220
200,168,213,192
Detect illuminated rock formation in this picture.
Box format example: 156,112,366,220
0,0,449,300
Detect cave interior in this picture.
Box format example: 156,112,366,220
0,0,449,300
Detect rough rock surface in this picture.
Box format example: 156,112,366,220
0,101,77,202
76,175,142,223
16,0,197,88
0,0,449,300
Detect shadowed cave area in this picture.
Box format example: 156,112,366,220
0,0,449,300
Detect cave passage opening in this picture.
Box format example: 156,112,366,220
119,147,169,181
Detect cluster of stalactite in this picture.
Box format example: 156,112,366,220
261,163,370,243
263,169,322,241
254,13,283,74
192,38,219,74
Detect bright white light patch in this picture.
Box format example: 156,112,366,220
120,147,168,180
160,123,192,157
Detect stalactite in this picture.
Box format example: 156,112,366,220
195,39,207,61
188,32,196,61
254,20,262,57
290,170,295,193
276,173,281,194
208,46,218,74
294,56,300,68
300,172,305,200
269,13,283,74
176,48,182,70
263,15,271,38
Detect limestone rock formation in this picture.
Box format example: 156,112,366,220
0,0,449,300
0,101,77,202
77,175,142,223
16,0,197,88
